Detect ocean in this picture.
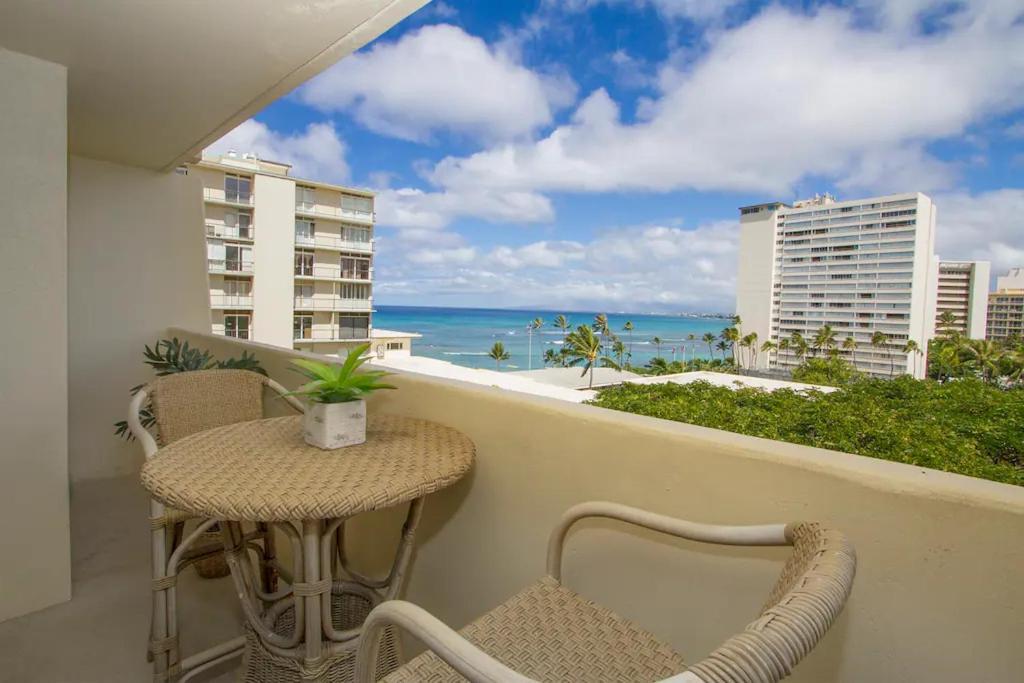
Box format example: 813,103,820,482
373,305,732,371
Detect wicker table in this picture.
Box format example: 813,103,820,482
141,414,475,682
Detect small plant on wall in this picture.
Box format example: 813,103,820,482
286,343,396,450
113,337,266,440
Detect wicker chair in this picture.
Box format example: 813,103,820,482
355,502,856,683
128,369,303,682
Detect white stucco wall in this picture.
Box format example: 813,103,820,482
735,208,777,368
968,260,991,339
252,173,296,349
0,48,72,622
67,157,210,481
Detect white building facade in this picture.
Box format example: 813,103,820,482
736,192,939,378
935,260,990,338
986,268,1024,341
193,152,415,358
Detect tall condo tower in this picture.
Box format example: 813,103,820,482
935,260,990,338
191,151,417,359
736,192,938,378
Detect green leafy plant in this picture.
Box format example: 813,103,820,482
114,337,267,440
287,344,395,403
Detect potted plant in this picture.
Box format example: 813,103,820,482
288,343,396,450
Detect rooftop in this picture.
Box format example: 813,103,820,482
511,366,642,389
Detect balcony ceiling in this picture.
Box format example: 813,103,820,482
0,0,427,170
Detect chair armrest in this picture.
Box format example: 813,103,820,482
355,600,538,683
546,501,789,580
265,377,305,414
128,388,159,459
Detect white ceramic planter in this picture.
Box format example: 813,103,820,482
303,399,366,450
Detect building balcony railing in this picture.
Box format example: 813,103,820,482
203,188,254,206
295,202,374,223
210,294,253,309
293,297,372,312
295,234,374,252
292,328,371,341
208,259,254,274
294,264,372,281
206,223,254,241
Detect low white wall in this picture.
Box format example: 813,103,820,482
0,48,71,622
176,329,1024,682
68,159,210,480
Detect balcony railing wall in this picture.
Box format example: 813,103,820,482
173,326,1024,683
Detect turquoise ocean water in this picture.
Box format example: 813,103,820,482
373,305,732,372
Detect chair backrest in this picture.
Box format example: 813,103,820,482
148,369,267,445
686,523,856,683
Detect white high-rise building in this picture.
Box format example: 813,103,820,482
935,260,989,338
987,268,1024,341
191,151,417,359
736,192,938,378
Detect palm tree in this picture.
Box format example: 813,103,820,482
870,331,890,377
612,339,627,366
842,336,857,356
760,340,777,367
553,314,571,341
903,339,921,377
564,325,620,388
740,332,758,369
937,310,960,340
542,348,560,366
790,332,809,361
488,341,510,370
715,340,730,361
812,325,837,358
962,339,1002,383
702,332,716,359
525,317,543,370
652,336,663,359
623,321,635,359
721,326,740,366
593,313,610,351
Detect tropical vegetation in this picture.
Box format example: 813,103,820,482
286,344,395,404
488,341,511,369
928,311,1024,385
114,337,265,440
591,377,1023,487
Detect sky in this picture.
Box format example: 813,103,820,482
207,0,1024,314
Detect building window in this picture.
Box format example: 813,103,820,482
224,277,251,297
296,185,315,211
225,174,251,203
340,255,370,280
387,342,403,350
337,315,369,339
341,194,373,219
338,283,370,300
293,315,313,340
225,314,250,339
342,225,371,244
225,210,253,239
294,283,313,299
295,249,314,276
295,219,314,245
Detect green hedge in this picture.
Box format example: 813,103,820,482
589,377,1023,486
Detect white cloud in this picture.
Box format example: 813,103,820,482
298,24,576,143
373,186,554,230
422,4,1024,200
934,188,1024,278
375,220,741,312
554,0,743,22
205,120,348,184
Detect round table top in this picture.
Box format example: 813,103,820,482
140,415,475,522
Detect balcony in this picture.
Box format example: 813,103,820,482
295,233,374,253
293,296,372,312
293,327,371,342
208,259,254,274
203,187,254,207
209,294,253,309
294,264,372,281
206,223,254,241
295,202,374,224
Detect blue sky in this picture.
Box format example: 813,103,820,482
209,0,1024,313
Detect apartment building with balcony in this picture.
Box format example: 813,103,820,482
935,260,990,338
987,268,1024,341
737,192,938,378
191,151,416,358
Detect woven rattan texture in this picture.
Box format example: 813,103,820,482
149,369,266,446
242,592,401,682
141,415,474,521
686,522,856,683
382,576,687,683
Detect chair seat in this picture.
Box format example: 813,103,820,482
382,576,688,683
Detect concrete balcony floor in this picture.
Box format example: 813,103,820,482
0,476,241,682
